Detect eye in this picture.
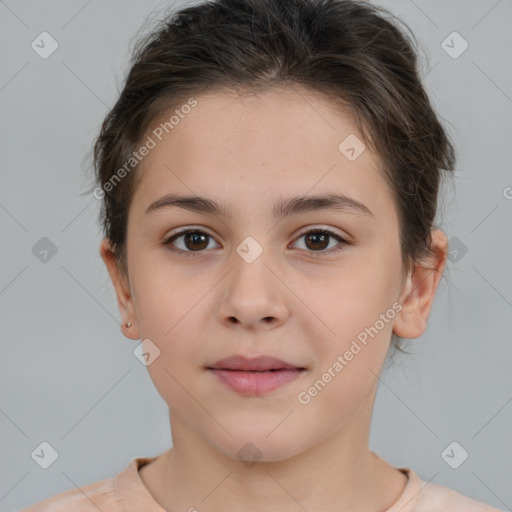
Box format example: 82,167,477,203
291,228,349,256
163,228,220,256
163,227,349,257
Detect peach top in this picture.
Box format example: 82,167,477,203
20,456,503,511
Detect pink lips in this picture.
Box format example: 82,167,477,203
206,355,306,396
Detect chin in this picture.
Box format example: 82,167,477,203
210,431,307,465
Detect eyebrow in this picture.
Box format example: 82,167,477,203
145,192,373,219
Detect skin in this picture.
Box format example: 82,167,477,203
100,86,447,512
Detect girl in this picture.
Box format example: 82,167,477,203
22,0,502,510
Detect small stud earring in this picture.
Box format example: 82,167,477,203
125,321,132,328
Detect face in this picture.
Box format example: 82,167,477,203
101,87,447,462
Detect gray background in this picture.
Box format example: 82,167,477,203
1,0,511,510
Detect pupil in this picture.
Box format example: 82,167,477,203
185,232,208,251
306,232,328,251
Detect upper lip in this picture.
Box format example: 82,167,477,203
207,355,305,371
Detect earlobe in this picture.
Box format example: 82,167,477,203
393,229,448,340
99,238,140,340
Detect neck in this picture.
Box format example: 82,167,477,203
139,415,407,512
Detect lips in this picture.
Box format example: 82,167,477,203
210,368,303,396
206,355,306,396
207,355,305,372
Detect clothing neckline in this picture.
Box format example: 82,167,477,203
115,456,425,512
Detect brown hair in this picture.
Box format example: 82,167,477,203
86,0,456,354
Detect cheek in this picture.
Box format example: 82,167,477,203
129,256,212,363
296,308,393,422
297,256,398,341
294,251,399,392
130,252,205,337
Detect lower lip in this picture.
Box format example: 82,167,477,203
208,368,304,396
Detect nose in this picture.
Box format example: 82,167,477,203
216,247,289,331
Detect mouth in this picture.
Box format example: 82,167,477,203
209,368,299,372
206,354,306,372
206,355,307,396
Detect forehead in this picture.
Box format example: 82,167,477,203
132,87,395,222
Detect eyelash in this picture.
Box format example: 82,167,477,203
162,227,350,258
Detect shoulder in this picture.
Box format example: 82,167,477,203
18,473,118,512
414,479,503,511
18,456,159,512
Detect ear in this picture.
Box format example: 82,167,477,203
393,229,448,339
99,237,140,340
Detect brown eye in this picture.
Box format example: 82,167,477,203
163,227,348,258
164,229,219,255
304,232,330,251
182,232,209,251
292,229,348,256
